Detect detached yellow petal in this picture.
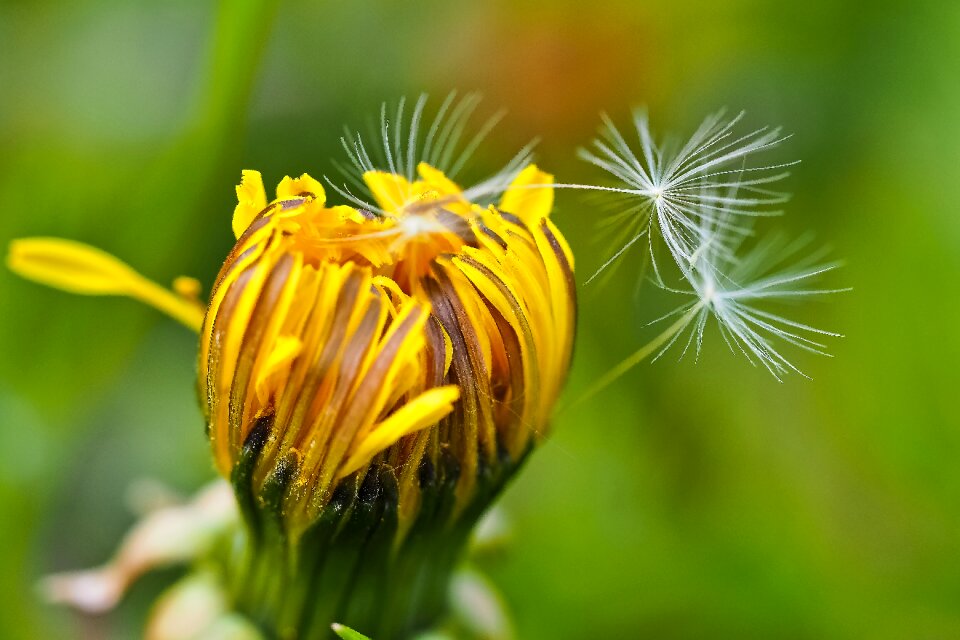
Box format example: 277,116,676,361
232,170,268,239
7,237,204,331
9,237,141,295
499,165,554,225
338,385,460,479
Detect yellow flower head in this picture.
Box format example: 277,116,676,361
204,160,575,538
6,94,578,637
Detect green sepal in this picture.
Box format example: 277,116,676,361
231,414,272,542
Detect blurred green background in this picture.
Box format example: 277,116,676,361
1,0,958,638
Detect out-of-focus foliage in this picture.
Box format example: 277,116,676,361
1,0,958,638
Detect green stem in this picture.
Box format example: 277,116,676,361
113,0,280,276
225,440,530,639
197,0,281,139
572,302,704,408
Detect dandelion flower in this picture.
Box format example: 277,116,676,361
9,115,575,637
7,96,846,639
207,160,573,524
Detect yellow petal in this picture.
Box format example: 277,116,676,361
330,205,367,224
417,162,464,198
338,385,460,479
439,322,453,376
544,216,575,270
232,170,268,239
363,171,417,213
499,164,554,225
276,173,326,203
372,275,410,309
254,335,303,404
9,237,141,295
7,237,205,331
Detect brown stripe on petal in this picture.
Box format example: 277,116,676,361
264,269,332,451
301,273,379,439
425,269,499,496
251,267,327,488
475,222,509,250
538,218,578,376
496,211,525,228
279,197,307,210
539,219,577,312
201,241,267,412
233,203,280,246
455,254,541,456
423,315,449,388
320,304,426,477
435,208,477,244
206,250,274,473
227,253,294,454
295,290,386,507
211,213,277,296
280,267,368,460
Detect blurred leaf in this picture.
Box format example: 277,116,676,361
331,623,372,640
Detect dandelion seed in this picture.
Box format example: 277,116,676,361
572,152,845,405
575,233,843,404
579,109,797,280
673,217,847,380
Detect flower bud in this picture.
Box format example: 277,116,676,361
200,163,575,637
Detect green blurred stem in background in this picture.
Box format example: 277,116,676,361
119,0,281,280
198,0,282,140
